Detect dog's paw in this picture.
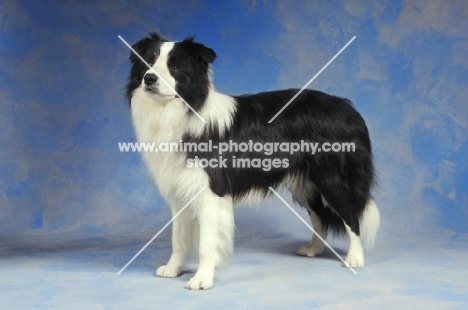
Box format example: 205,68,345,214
296,243,323,257
186,274,214,290
344,255,364,268
156,265,182,278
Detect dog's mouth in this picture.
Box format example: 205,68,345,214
145,86,158,94
144,86,179,99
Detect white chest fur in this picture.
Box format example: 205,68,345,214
130,87,237,202
131,88,195,198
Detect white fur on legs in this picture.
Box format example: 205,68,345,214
156,210,190,278
344,223,365,268
186,192,234,290
297,211,328,257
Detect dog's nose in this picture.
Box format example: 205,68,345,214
144,73,158,85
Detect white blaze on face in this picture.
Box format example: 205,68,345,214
144,42,176,98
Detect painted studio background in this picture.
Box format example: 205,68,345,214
1,1,467,308
1,0,466,240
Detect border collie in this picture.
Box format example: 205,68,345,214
126,32,380,290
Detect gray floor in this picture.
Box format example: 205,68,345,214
1,231,467,309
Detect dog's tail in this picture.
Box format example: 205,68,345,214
359,198,380,248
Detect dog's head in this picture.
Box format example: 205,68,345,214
126,32,216,111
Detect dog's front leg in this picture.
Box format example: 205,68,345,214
186,194,234,290
156,209,190,278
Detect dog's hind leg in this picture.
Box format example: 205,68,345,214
342,221,365,268
289,179,328,257
296,208,328,257
319,181,368,268
343,198,380,267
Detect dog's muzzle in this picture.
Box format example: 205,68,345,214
144,73,158,86
143,73,178,98
143,73,159,93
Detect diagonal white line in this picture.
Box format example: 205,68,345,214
117,187,207,275
268,36,356,123
268,187,357,274
118,35,207,124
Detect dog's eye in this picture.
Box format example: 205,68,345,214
170,65,179,72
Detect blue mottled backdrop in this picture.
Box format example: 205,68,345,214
1,0,467,242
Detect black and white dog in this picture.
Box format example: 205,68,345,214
126,32,380,290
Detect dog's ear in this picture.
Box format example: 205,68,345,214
149,31,165,42
183,36,217,64
129,32,166,63
196,44,217,64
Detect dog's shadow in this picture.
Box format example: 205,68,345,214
158,239,350,288
218,239,350,288
263,239,346,259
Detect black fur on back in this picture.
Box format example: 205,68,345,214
184,89,374,235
